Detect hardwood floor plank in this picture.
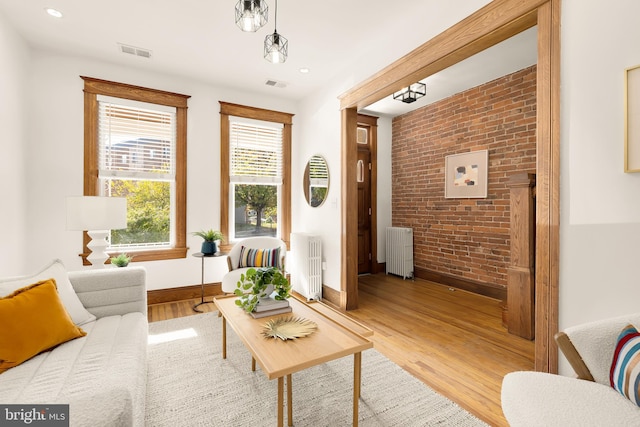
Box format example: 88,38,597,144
351,274,533,426
147,274,534,426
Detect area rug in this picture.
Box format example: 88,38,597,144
145,312,489,426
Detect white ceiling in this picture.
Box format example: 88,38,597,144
0,0,537,117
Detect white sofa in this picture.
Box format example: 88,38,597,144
501,313,640,426
0,261,148,427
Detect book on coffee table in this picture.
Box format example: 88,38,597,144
250,306,293,318
254,297,290,312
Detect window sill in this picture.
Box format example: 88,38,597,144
79,247,188,266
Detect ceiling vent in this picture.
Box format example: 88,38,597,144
118,43,152,59
265,79,287,88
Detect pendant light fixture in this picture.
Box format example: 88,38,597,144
264,0,288,64
393,82,427,103
235,0,268,32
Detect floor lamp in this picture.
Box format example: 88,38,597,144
67,196,127,268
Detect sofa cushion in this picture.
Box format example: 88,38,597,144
0,259,96,326
0,313,148,426
0,279,86,373
238,246,281,268
610,324,640,405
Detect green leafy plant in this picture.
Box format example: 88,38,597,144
234,267,291,313
192,229,224,242
110,253,133,267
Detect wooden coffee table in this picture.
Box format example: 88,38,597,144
214,295,373,427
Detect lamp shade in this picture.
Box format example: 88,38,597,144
66,196,127,231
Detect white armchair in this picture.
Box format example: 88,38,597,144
501,312,640,426
221,236,287,294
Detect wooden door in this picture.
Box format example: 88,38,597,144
357,146,372,274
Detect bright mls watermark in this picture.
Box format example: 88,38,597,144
0,405,69,426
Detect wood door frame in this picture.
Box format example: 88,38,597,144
357,114,379,274
339,0,560,373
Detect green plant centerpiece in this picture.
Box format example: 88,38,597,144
110,253,133,267
192,229,224,255
234,266,291,313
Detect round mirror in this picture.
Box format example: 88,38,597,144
303,155,329,207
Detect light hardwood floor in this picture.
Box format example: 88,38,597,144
148,274,534,426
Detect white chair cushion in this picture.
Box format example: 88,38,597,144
502,371,640,427
221,268,252,294
564,313,640,385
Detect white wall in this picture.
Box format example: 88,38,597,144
376,116,393,263
0,11,29,276
559,0,640,373
24,50,298,290
292,3,490,291
292,78,351,289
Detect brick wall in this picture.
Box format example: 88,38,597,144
391,65,536,290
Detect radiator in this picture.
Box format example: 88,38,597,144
386,227,414,279
290,233,323,301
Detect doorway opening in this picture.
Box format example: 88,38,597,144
339,0,560,373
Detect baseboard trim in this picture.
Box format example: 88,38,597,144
320,285,342,308
374,262,385,274
148,283,222,305
147,272,504,306
414,267,506,301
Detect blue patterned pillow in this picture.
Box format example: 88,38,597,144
610,324,640,406
238,246,281,269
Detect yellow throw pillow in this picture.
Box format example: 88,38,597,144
0,279,86,373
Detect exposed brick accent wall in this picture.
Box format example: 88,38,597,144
391,65,536,291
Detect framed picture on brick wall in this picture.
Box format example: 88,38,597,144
444,150,488,198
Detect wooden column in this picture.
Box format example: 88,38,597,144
507,173,536,340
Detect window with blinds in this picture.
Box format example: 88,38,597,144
229,117,283,239
97,95,177,249
98,96,176,181
230,119,283,184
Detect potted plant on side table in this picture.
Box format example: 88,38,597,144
192,229,224,255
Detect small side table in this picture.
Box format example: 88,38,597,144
192,252,228,313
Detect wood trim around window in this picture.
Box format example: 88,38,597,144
219,101,294,251
81,76,191,264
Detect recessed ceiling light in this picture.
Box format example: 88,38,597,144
299,68,310,74
45,8,63,18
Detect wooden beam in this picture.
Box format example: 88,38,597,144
534,0,561,374
338,0,542,110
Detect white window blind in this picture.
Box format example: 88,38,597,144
230,118,283,184
98,95,176,181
